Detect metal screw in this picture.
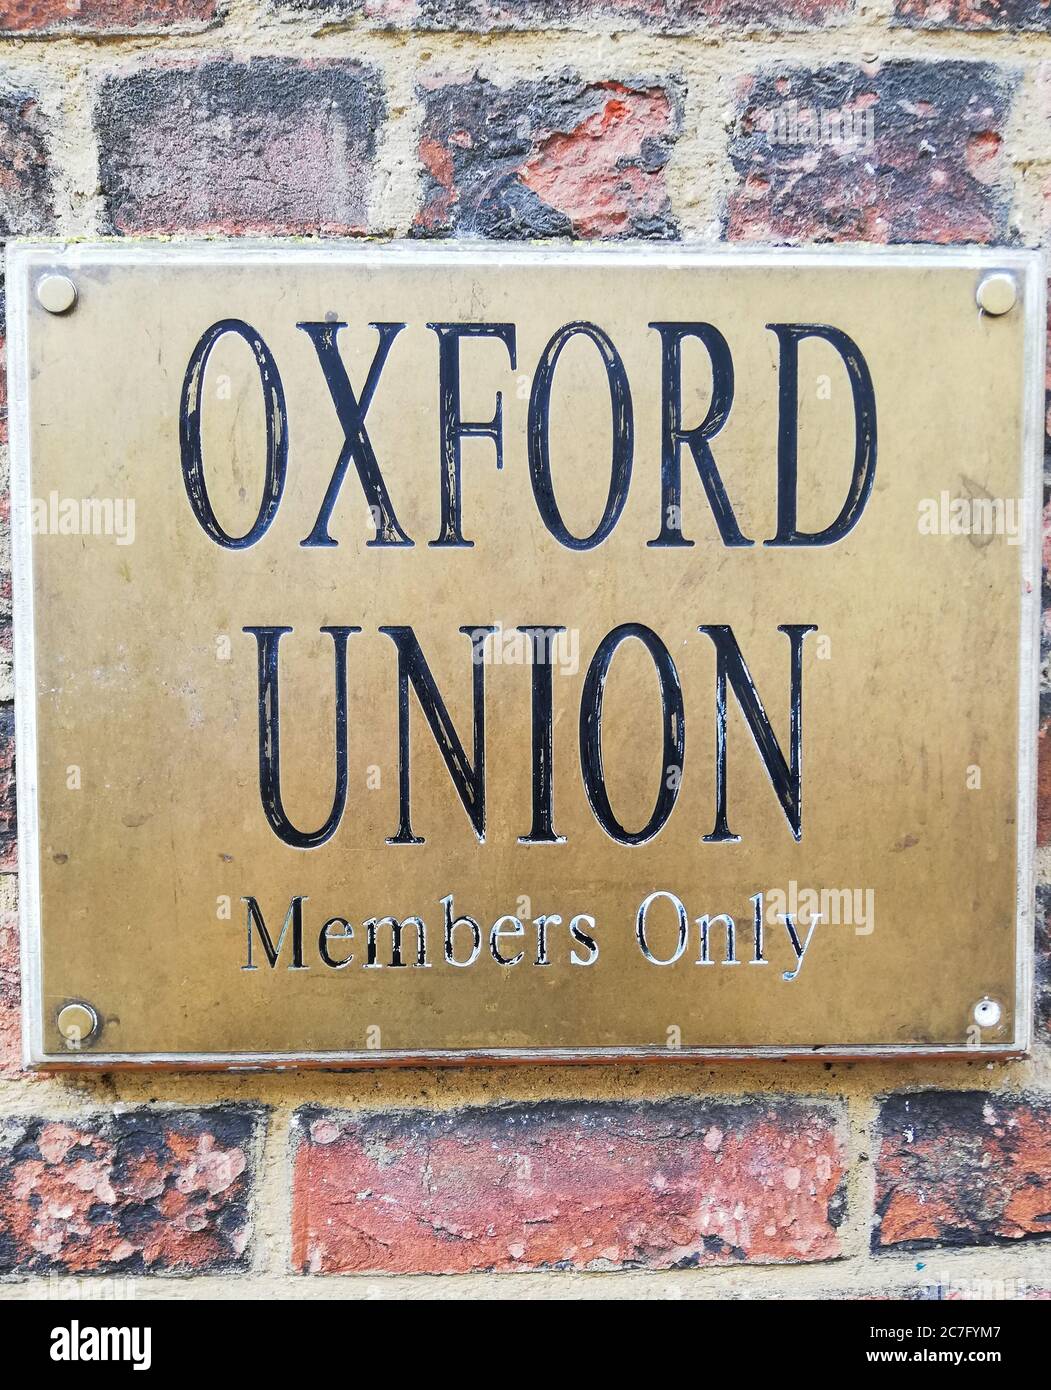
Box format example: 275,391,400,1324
972,997,1002,1029
976,274,1017,317
56,1001,99,1051
36,274,77,316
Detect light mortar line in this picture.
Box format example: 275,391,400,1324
250,1105,293,1275
0,1055,1048,1121
841,1091,881,1262
4,1236,1048,1298
8,22,1051,69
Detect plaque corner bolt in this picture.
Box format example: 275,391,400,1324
35,273,78,316
972,997,1002,1029
975,273,1017,318
56,1000,100,1051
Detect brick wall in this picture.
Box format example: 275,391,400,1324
0,0,1049,1299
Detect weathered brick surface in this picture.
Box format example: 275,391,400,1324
726,61,1015,244
292,1100,845,1274
874,1093,1051,1250
0,707,13,874
0,889,17,1077
0,82,53,238
0,0,218,36
95,58,384,236
1045,297,1051,472
0,279,10,715
1037,882,1051,1045
416,72,682,239
0,1107,260,1274
280,0,852,30
0,276,6,449
0,485,10,710
894,0,1051,31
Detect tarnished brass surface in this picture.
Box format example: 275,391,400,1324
9,245,1040,1064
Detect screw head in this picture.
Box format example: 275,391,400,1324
973,997,1002,1029
976,273,1017,317
56,1001,99,1050
35,274,78,316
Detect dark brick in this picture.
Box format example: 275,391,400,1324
0,707,13,874
0,1107,262,1274
0,0,218,35
95,58,384,236
874,1092,1051,1251
292,1099,845,1273
0,887,17,1076
1037,882,1051,1045
1046,296,1051,478
0,274,6,447
416,71,683,240
726,61,1016,245
0,81,53,237
277,0,851,30
1040,716,1051,846
894,0,1051,32
425,0,851,25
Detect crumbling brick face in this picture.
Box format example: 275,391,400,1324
415,72,683,240
893,0,1051,32
277,0,853,30
0,83,53,238
0,886,17,1076
0,0,218,37
0,1108,262,1274
725,61,1016,244
292,1100,846,1273
874,1093,1051,1250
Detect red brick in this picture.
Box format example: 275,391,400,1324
292,1100,845,1274
0,1107,261,1274
0,892,17,1076
281,0,851,30
95,58,384,236
0,84,53,237
726,61,1016,244
893,0,1051,31
0,0,217,36
874,1093,1051,1250
416,72,683,240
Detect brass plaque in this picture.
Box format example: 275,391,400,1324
8,244,1042,1067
